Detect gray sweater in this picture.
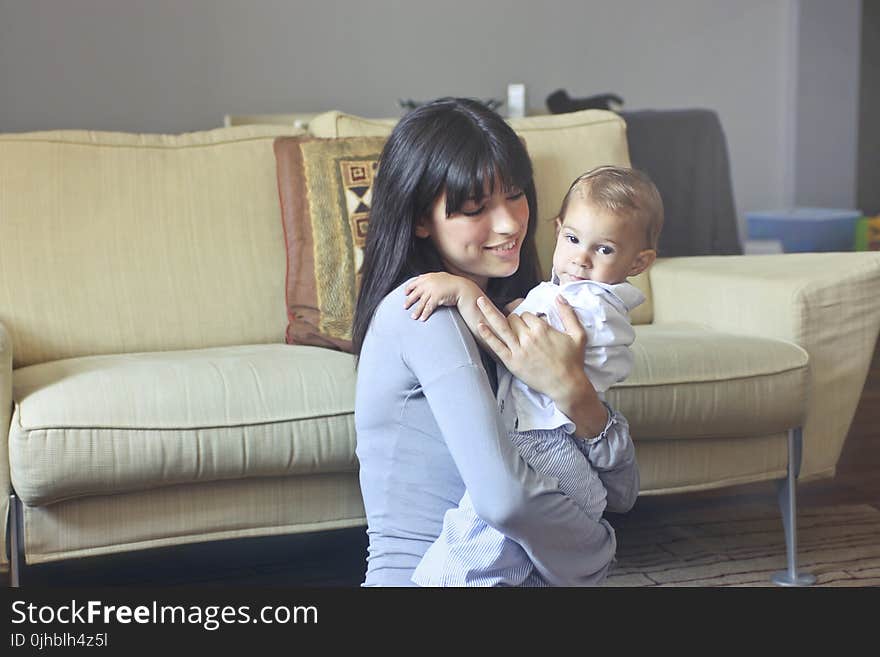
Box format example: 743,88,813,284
355,282,640,586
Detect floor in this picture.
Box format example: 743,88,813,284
6,340,879,587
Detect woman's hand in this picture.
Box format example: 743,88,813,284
476,294,608,438
476,295,584,398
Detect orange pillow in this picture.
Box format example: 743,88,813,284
274,136,386,352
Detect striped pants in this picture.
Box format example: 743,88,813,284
412,427,608,587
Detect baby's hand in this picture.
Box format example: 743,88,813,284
404,273,471,321
504,298,525,315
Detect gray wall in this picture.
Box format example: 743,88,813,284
858,0,879,215
792,0,862,209
0,0,863,230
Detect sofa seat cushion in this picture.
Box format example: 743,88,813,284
10,344,357,506
608,324,810,439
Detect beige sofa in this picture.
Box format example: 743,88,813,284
2,110,879,586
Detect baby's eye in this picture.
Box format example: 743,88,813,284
565,234,579,244
597,245,615,255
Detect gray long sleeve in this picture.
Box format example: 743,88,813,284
355,282,639,586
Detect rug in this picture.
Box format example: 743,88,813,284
605,502,880,586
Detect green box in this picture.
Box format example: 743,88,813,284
855,216,880,251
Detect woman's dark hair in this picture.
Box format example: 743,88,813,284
352,97,541,357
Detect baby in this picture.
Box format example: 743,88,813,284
405,165,664,586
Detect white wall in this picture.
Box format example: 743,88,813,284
0,0,862,231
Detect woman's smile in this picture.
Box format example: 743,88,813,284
484,237,519,257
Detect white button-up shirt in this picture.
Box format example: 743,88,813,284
497,277,645,434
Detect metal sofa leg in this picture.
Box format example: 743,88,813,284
771,428,816,586
8,493,24,587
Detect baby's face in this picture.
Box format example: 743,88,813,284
553,199,652,285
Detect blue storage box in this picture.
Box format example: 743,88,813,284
746,208,861,253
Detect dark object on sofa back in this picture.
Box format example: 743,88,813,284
619,109,743,257
546,89,624,113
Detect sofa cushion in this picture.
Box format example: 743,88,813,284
10,344,357,506
0,126,304,369
10,325,808,506
306,109,654,325
274,136,387,352
307,111,398,138
610,324,810,439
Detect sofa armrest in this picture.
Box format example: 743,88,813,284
0,321,11,567
649,252,880,481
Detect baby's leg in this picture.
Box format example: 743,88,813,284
509,429,607,521
412,490,533,587
414,430,605,587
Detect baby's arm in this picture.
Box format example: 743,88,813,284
504,298,525,314
404,273,499,340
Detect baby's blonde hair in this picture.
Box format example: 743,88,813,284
558,166,664,250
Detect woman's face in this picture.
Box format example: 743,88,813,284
417,178,529,289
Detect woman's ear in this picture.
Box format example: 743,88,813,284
414,218,431,239
627,249,657,277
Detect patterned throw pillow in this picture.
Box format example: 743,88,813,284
274,136,386,351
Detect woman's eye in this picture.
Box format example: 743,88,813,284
597,245,615,255
506,191,525,201
461,206,486,217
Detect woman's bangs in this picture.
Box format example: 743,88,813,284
442,140,531,216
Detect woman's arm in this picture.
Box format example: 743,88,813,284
397,296,618,586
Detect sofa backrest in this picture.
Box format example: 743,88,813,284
308,110,654,325
0,125,302,368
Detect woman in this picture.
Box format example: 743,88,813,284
353,97,639,587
